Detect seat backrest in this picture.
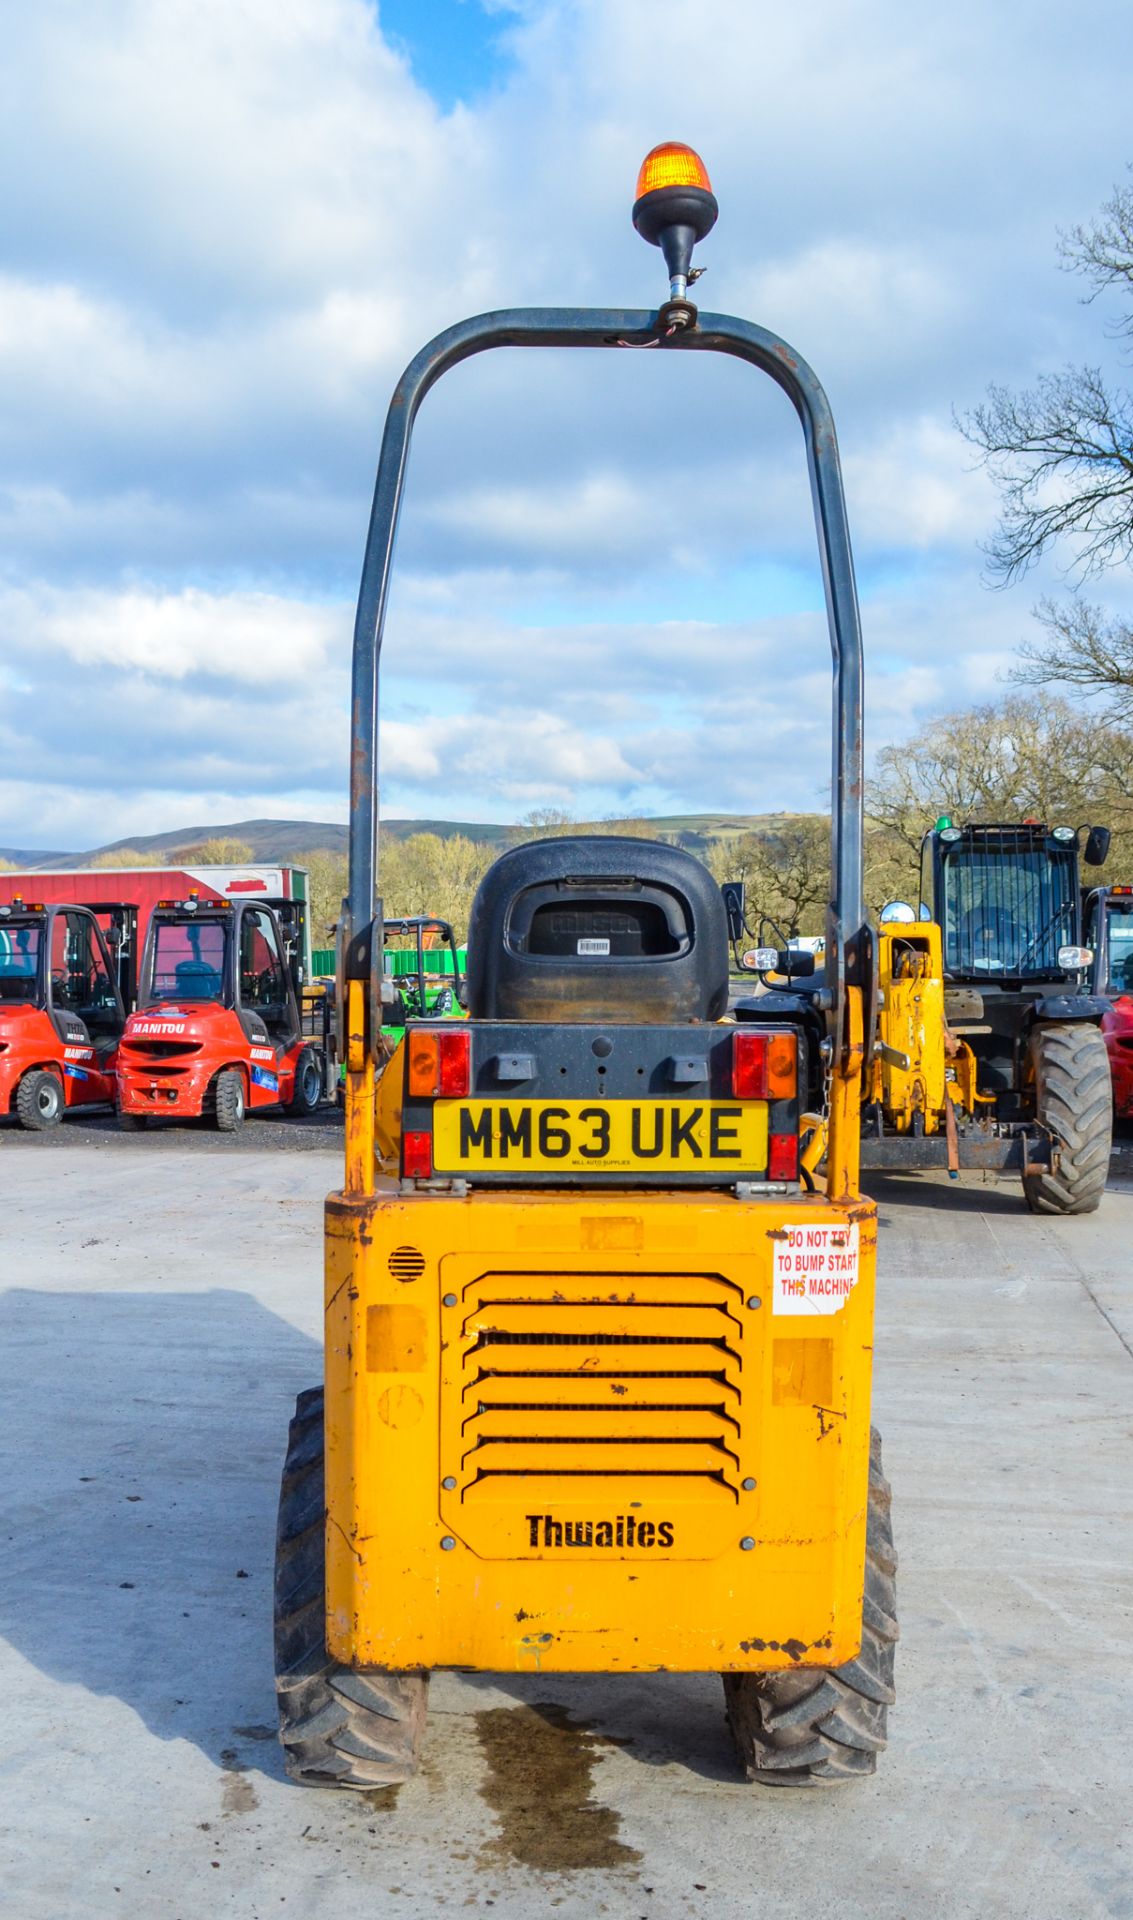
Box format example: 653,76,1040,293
465,836,729,1024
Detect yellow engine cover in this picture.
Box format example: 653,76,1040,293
324,1186,877,1674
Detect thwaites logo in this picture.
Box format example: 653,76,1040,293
526,1513,674,1549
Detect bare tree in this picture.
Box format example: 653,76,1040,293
868,692,1133,852
1012,596,1133,720
960,173,1133,584
708,819,831,939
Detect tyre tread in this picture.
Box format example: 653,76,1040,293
723,1427,897,1785
274,1387,428,1789
1023,1023,1111,1215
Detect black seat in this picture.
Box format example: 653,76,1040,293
465,836,729,1024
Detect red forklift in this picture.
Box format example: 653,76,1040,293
0,899,127,1128
1084,884,1133,1117
116,894,325,1130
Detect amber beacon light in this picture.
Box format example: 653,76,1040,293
632,141,718,304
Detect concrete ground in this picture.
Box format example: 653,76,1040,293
1,1139,1130,1920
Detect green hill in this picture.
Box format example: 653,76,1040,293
3,812,821,872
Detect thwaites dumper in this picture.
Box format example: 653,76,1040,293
0,899,127,1129
1084,883,1133,1118
850,820,1112,1213
117,895,325,1130
274,143,897,1788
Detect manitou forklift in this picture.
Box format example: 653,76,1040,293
274,143,896,1788
0,899,127,1128
117,894,325,1129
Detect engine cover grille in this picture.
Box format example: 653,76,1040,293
442,1267,751,1558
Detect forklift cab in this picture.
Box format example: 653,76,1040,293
1084,885,1133,997
0,902,125,1054
142,899,302,1054
47,906,125,1053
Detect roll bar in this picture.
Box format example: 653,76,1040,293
344,307,866,1039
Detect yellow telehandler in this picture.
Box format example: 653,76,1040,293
273,142,896,1788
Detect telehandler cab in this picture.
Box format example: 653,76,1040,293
274,143,896,1788
117,894,325,1129
833,819,1112,1211
0,899,127,1128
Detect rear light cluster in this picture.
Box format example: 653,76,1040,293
732,1030,799,1184
403,1029,469,1179
407,1029,470,1098
731,1029,796,1100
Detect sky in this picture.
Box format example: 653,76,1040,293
2,0,1132,852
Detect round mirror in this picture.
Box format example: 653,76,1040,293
879,900,916,925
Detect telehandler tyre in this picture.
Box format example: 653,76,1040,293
274,1386,429,1788
214,1068,246,1132
16,1069,64,1131
1022,1022,1111,1216
722,1427,897,1784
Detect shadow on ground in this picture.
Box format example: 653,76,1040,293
0,1287,746,1794
0,1287,320,1785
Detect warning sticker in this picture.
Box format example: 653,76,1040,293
772,1222,860,1316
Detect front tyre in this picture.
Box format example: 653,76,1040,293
287,1046,324,1115
722,1428,897,1784
16,1069,65,1131
1022,1022,1111,1216
274,1387,429,1788
214,1068,246,1132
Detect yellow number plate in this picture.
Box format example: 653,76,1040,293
432,1099,769,1174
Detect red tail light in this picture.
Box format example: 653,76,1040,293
438,1028,470,1096
403,1131,433,1179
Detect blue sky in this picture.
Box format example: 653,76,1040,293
376,0,514,107
2,0,1132,850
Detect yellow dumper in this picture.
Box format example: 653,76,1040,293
273,142,896,1788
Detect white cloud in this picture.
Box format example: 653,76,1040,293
1,0,1131,846
0,583,342,684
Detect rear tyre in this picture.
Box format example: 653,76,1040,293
722,1427,897,1784
118,1111,149,1132
288,1046,323,1115
16,1069,65,1131
214,1068,246,1132
1022,1022,1112,1216
275,1386,429,1788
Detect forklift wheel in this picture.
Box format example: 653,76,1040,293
118,1111,149,1132
214,1069,246,1132
722,1428,897,1784
16,1069,65,1132
274,1387,429,1788
288,1046,324,1115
